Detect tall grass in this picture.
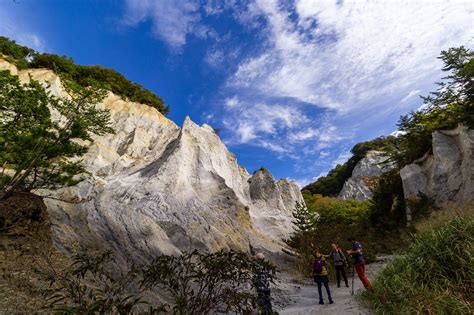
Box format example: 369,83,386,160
360,215,474,314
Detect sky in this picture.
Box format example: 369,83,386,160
1,0,473,186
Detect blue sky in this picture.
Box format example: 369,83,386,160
1,0,473,186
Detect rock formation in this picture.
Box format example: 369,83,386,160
338,151,394,200
400,125,474,210
0,59,303,264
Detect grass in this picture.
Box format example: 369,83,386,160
360,213,474,314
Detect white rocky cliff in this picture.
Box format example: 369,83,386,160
339,151,394,200
400,125,474,207
0,59,303,263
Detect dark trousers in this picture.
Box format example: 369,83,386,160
315,276,332,302
335,265,348,287
257,290,272,314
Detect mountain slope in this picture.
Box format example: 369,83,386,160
0,58,303,265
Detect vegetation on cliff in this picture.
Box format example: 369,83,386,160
0,36,169,114
0,70,113,199
302,136,396,197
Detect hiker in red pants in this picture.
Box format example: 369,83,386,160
346,237,372,289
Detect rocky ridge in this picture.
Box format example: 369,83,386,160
0,59,303,265
338,151,394,200
401,125,474,221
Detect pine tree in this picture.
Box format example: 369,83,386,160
0,71,113,199
291,201,316,232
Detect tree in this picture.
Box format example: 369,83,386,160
390,46,473,166
291,201,316,233
0,71,113,200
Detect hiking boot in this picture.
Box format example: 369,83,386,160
319,300,324,305
345,284,349,288
329,300,334,304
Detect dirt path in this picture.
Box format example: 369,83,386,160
273,258,390,314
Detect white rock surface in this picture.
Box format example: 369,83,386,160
400,125,474,206
0,59,303,264
339,151,394,200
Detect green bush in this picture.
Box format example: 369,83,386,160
45,250,275,314
360,216,474,314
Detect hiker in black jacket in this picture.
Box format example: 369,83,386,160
326,243,349,288
254,252,273,314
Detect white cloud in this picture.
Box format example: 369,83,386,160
401,89,421,103
225,96,240,108
215,0,473,175
223,100,312,150
123,0,203,50
204,48,225,68
229,0,473,114
332,151,352,167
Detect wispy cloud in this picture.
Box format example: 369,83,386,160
0,6,44,51
212,0,473,177
123,0,204,50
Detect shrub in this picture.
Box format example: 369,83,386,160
141,250,276,314
44,251,159,314
44,250,275,314
360,216,474,314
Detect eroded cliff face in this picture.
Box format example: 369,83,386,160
0,59,303,264
338,151,394,200
400,125,474,208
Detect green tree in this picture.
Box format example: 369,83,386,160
291,201,316,233
0,71,113,200
390,46,474,166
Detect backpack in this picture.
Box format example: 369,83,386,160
313,256,324,274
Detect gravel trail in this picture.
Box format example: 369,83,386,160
273,258,390,314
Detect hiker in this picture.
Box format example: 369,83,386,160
346,237,372,289
312,247,334,305
327,243,349,288
253,253,273,314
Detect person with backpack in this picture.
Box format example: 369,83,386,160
346,237,372,289
312,247,334,305
253,252,273,314
327,243,349,288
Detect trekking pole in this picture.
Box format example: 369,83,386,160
351,262,355,295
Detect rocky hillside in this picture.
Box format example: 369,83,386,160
0,58,302,265
338,151,394,200
401,125,474,221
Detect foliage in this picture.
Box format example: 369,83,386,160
44,251,158,314
284,201,318,253
0,71,113,199
360,215,474,314
45,249,276,314
0,36,169,114
0,36,33,69
389,46,474,166
141,249,276,314
287,194,409,279
306,194,372,227
302,136,397,196
291,201,317,233
369,170,406,230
